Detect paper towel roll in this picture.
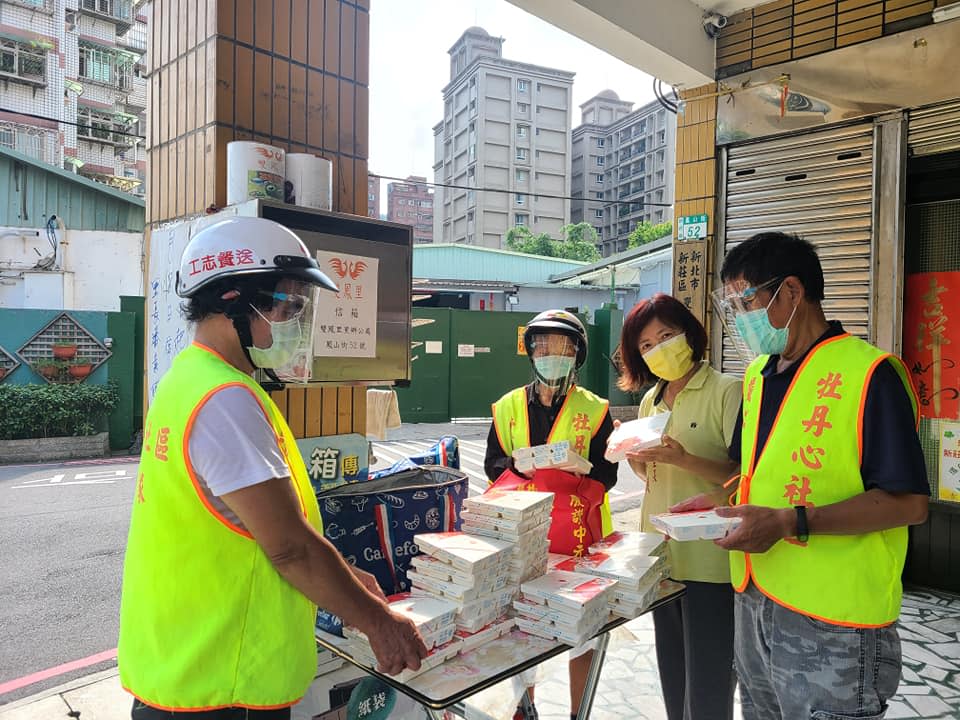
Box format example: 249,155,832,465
284,153,333,210
226,141,285,205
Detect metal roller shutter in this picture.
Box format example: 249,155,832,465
720,123,875,374
909,100,960,156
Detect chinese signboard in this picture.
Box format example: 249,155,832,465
938,422,960,503
296,432,369,493
314,251,379,358
677,214,708,241
903,272,960,420
673,239,707,322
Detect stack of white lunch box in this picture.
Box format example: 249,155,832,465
513,569,617,645
512,441,592,476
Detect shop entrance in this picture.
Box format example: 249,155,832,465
902,148,960,592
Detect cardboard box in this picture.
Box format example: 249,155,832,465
649,510,742,541
414,532,513,573
604,413,672,463
462,490,555,522
520,570,617,614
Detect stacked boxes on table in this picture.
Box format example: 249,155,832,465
411,531,516,634
342,593,461,681
460,490,553,585
553,552,667,619
514,570,617,645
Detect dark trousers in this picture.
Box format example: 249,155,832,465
132,699,291,720
652,580,736,720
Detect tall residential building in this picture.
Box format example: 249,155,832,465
433,27,573,249
571,92,676,257
0,0,148,195
388,175,433,244
366,174,380,218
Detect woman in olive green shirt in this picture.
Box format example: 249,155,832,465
618,293,741,720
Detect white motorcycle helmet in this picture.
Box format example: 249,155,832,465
176,217,338,383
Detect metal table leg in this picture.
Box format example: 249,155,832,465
575,631,611,720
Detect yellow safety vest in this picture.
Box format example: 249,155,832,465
730,334,918,627
119,343,321,711
492,385,613,536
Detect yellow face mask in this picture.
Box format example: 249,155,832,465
641,333,695,381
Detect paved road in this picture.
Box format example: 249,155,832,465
0,423,644,706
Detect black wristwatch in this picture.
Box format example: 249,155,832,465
795,505,809,542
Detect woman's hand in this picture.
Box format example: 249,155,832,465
626,435,687,468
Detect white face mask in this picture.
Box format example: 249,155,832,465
248,313,302,369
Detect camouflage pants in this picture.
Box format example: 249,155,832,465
734,584,901,720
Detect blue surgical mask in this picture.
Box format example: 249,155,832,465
733,283,798,356
533,355,576,384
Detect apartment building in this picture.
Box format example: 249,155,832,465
571,91,676,256
0,0,148,194
387,175,433,243
432,27,573,249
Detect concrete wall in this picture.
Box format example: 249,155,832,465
0,226,143,311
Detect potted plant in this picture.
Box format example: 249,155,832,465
34,359,64,379
53,341,78,360
68,358,94,380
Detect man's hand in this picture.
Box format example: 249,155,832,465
714,505,794,553
627,435,687,468
366,609,429,675
349,565,387,602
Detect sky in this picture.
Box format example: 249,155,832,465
368,0,655,212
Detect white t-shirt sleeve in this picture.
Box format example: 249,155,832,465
188,385,291,497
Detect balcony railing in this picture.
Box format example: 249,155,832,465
79,0,134,32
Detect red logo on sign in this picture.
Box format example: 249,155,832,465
328,258,368,280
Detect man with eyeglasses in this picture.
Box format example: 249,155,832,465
675,232,929,720
119,217,427,720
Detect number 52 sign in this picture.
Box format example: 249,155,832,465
677,214,708,241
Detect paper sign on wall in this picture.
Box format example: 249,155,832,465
314,251,378,358
458,344,475,358
939,422,960,503
425,341,443,354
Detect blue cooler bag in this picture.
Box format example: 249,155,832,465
316,465,468,635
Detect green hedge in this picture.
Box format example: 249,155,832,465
0,382,120,440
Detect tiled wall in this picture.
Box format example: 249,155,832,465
717,0,952,78
146,0,370,437
672,84,718,328
147,0,370,224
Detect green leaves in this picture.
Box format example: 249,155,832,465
505,222,601,262
0,382,119,440
627,221,673,248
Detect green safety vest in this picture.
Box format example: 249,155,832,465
730,333,918,627
119,343,321,711
492,385,613,536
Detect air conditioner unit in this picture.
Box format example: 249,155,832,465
65,10,77,30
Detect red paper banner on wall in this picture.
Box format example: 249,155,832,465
903,272,960,420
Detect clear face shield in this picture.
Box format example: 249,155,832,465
248,278,320,383
710,276,790,362
527,332,579,397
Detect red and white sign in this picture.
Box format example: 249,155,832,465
314,251,379,358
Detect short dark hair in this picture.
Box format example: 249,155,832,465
181,275,282,322
720,232,825,301
617,293,707,390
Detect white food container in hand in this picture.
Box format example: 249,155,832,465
649,509,742,541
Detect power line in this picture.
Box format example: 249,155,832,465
0,108,146,141
370,173,674,208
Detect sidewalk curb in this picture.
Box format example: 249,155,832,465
0,667,119,714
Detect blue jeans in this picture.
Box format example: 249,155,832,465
734,584,901,719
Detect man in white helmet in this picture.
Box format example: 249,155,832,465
119,217,427,720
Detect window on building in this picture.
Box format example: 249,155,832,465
596,156,604,166
516,169,527,183
595,174,604,184
517,79,528,92
468,144,475,160
517,102,529,113
515,213,528,227
595,191,604,200
595,209,603,219
0,39,46,83
77,106,126,143
596,137,604,148
536,106,541,114
536,82,542,92
517,125,528,139
595,226,602,239
658,130,666,144
516,193,525,206
0,121,49,162
516,148,527,161
79,42,122,85
368,193,375,202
